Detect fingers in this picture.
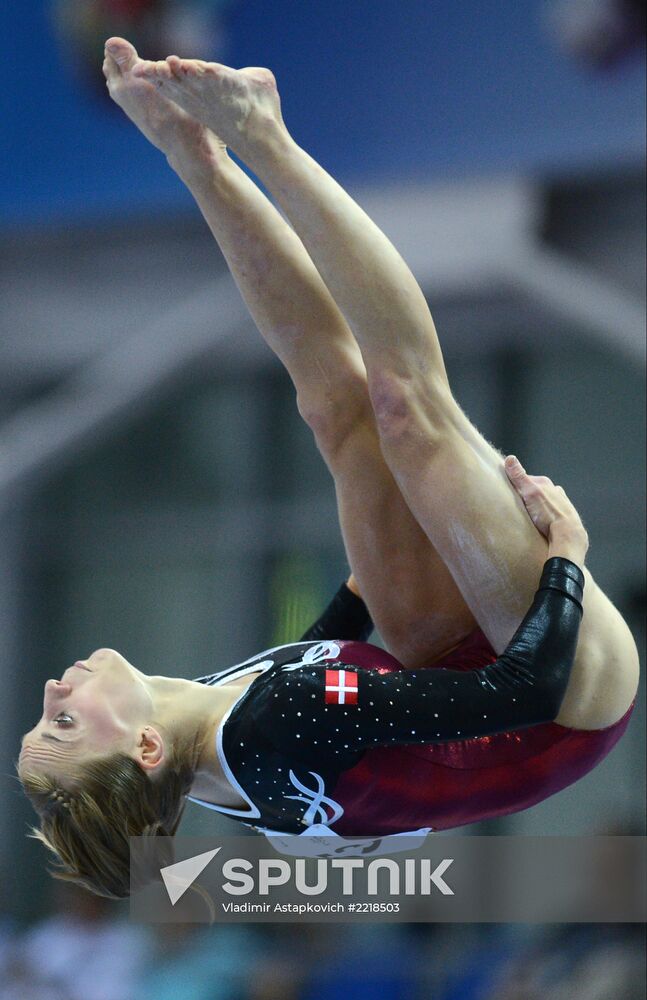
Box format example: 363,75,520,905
504,454,525,480
504,455,532,492
505,457,585,548
505,456,554,492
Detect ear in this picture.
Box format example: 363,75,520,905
134,726,166,772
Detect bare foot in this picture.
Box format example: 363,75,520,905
103,37,226,166
132,55,286,157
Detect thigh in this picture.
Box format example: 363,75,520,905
369,374,639,728
316,415,478,668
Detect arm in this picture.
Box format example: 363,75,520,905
267,556,585,762
268,469,588,759
299,578,374,643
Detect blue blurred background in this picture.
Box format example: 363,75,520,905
2,0,645,226
1,1,645,997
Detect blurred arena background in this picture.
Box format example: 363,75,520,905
1,1,645,998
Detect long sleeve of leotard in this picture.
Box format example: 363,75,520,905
263,557,585,763
299,582,374,643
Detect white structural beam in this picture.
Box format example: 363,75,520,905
356,176,645,364
502,245,646,365
0,175,643,509
343,176,542,295
0,277,250,513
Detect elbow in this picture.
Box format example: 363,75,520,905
546,694,566,724
537,679,568,723
514,674,569,726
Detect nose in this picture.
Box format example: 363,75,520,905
45,679,72,694
44,678,72,711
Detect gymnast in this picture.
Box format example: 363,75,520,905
17,38,639,898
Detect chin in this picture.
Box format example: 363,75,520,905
89,648,134,669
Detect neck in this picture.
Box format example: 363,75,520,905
143,674,254,804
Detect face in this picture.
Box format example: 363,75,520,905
18,648,154,785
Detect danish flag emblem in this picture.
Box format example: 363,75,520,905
325,669,358,705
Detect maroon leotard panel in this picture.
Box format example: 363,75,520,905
326,631,634,836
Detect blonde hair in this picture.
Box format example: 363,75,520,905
19,733,203,899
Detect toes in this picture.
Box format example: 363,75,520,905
133,59,171,81
169,59,201,78
132,60,153,78
154,60,172,80
159,56,225,81
240,66,276,87
166,55,198,78
166,55,183,77
187,60,208,77
102,49,122,81
104,37,138,73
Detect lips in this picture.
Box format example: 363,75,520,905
73,662,91,672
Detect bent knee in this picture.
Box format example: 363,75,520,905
366,369,459,445
297,369,374,458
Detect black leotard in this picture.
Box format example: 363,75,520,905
299,581,374,643
190,557,584,834
268,558,584,762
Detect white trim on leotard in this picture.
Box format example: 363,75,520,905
186,658,277,819
186,642,435,852
192,641,314,686
186,640,344,820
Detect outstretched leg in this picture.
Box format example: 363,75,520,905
137,54,639,728
105,39,477,666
